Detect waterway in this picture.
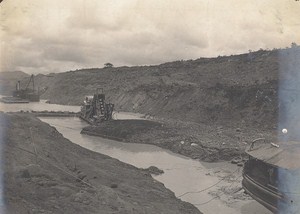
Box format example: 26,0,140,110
0,100,271,214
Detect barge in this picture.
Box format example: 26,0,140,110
242,140,300,213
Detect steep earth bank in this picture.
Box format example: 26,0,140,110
3,48,299,163
4,48,300,130
0,113,201,214
33,48,296,130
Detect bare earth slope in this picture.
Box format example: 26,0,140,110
11,48,299,162
35,49,292,129
0,113,201,214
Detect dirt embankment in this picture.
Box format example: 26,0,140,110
33,48,294,130
0,113,201,214
4,48,298,162
4,48,300,131
81,119,277,162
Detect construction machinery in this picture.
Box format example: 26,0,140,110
13,74,40,102
80,88,114,124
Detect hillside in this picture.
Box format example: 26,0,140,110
0,71,29,95
33,48,300,130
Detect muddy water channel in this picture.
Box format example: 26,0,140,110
1,101,271,214
40,117,271,214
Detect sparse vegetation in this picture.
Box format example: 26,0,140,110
104,62,113,68
291,42,298,48
13,47,299,164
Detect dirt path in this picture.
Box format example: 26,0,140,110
0,113,201,214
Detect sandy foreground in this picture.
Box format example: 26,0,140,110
0,113,201,214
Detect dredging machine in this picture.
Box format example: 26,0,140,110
1,74,46,103
13,74,40,102
80,88,114,124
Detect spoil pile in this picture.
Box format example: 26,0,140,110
81,119,276,162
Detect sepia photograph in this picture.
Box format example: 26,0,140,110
0,0,300,213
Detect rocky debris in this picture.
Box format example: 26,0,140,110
203,164,252,207
82,118,275,162
110,184,118,189
230,156,248,167
141,166,164,175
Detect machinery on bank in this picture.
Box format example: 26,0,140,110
80,88,114,124
13,74,40,102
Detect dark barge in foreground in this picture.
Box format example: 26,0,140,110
242,140,300,213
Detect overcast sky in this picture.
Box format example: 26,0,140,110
0,0,300,74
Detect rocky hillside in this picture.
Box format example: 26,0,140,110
33,48,299,129
0,71,29,95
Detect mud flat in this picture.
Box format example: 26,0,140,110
81,119,276,162
0,113,201,214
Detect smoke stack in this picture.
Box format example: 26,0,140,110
16,81,20,91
